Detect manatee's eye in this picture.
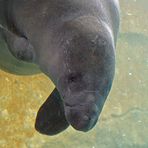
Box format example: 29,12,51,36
67,73,82,84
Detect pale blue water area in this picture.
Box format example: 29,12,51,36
0,0,148,148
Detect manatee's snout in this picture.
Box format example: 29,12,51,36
64,101,100,132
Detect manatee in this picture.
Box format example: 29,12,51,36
0,0,120,135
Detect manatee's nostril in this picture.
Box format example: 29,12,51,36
83,115,89,121
65,105,99,132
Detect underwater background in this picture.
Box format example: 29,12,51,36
0,0,148,147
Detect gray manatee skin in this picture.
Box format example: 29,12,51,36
0,0,120,135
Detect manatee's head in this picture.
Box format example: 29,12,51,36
31,17,115,132
54,17,115,132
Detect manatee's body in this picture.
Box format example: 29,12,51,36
0,0,120,135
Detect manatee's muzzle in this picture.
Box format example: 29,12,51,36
64,103,99,132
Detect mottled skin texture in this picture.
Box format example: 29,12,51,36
0,0,120,135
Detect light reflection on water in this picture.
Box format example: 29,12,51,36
0,0,148,147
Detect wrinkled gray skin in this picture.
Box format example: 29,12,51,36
0,0,120,135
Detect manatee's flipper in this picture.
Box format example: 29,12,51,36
35,88,69,136
1,25,35,62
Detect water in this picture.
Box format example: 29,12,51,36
0,0,148,147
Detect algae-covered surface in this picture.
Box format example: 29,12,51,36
0,0,148,148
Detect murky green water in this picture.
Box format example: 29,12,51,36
0,0,148,148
